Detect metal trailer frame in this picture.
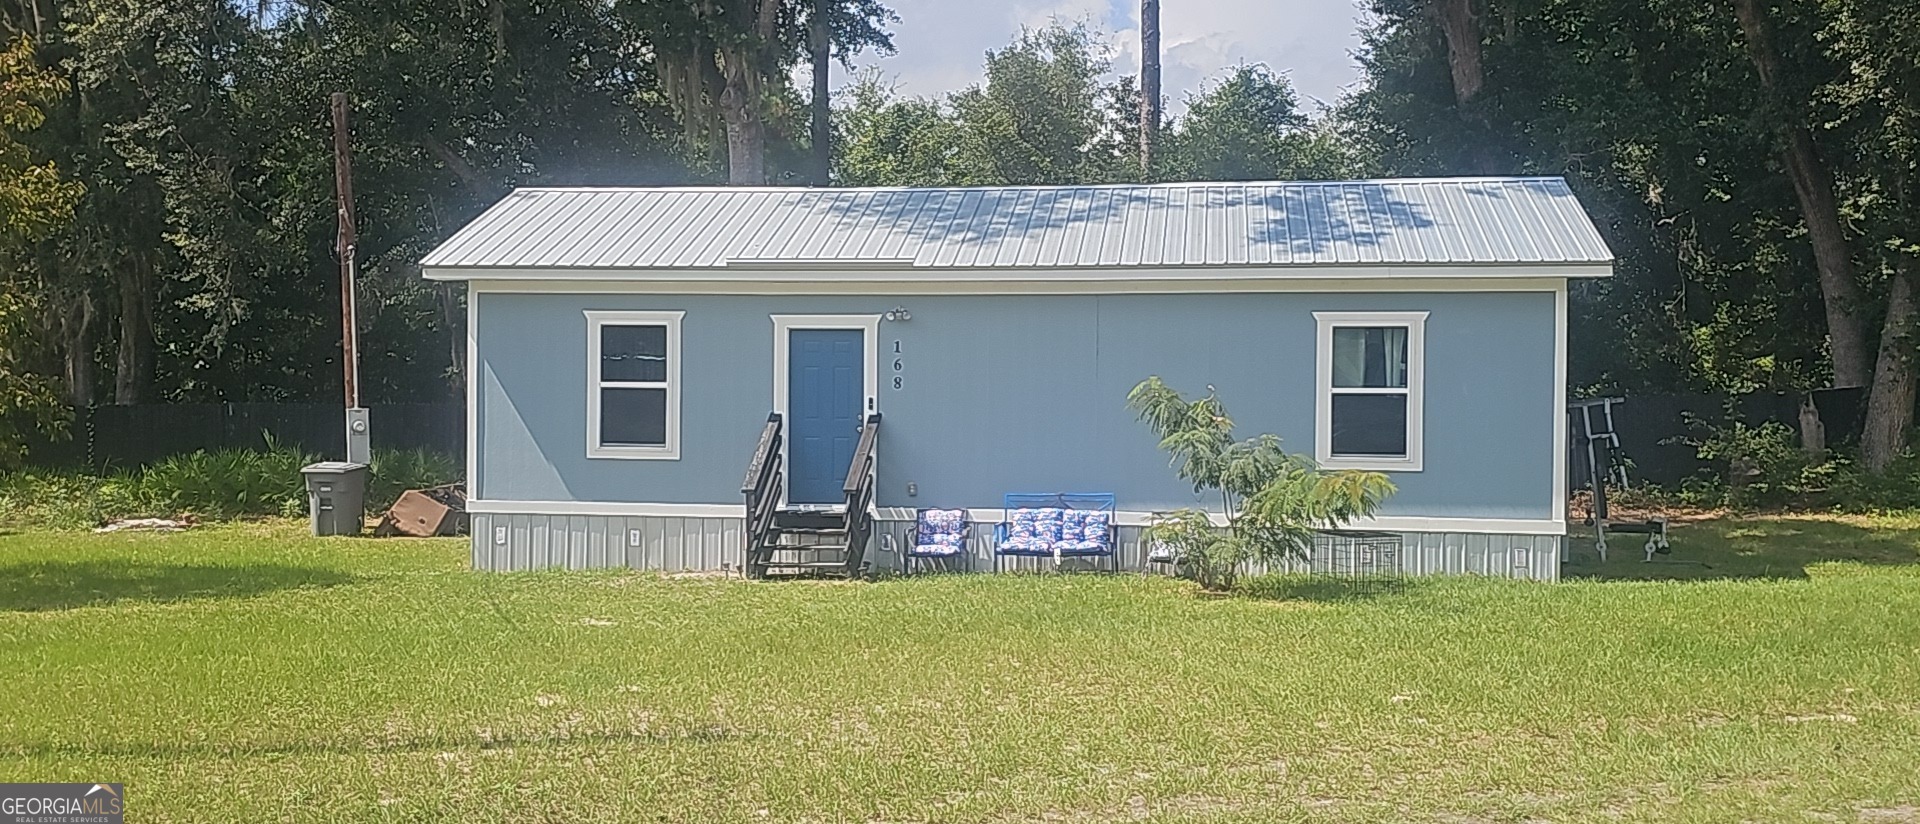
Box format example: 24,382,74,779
1569,397,1670,562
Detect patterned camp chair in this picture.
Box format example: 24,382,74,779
904,508,970,574
993,492,1117,572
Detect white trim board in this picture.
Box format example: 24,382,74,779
770,314,882,506
468,500,747,518
429,263,1611,283
1313,311,1427,472
465,290,479,499
459,274,1594,295
467,500,1564,536
1552,280,1569,527
583,310,685,460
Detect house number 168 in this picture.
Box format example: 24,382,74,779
892,340,904,390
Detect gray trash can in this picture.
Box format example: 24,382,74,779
301,461,369,536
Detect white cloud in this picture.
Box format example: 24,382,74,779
842,0,1367,114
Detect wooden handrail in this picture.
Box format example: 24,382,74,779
842,413,881,495
742,413,782,495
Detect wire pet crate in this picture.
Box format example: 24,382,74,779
1310,530,1405,594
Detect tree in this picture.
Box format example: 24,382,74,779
946,24,1132,185
0,36,78,462
1730,0,1871,390
1345,0,1920,470
1129,377,1395,591
835,70,956,186
1165,65,1348,181
630,0,894,184
0,36,76,239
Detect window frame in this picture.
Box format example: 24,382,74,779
1314,311,1427,472
585,309,685,460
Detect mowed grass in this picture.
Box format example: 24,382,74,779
2,518,1919,822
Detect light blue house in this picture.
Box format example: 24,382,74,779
421,178,1611,580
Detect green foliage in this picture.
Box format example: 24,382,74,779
367,448,461,512
1657,414,1920,512
0,36,82,242
0,290,68,469
837,26,1362,188
0,468,146,529
0,443,463,528
1668,417,1828,510
835,70,958,186
944,23,1134,185
1161,65,1356,181
140,438,314,519
1129,376,1394,590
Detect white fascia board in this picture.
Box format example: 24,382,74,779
425,263,1613,284
453,275,1600,297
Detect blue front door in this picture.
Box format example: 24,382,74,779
788,329,865,505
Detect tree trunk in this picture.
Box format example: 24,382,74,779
1139,0,1160,176
716,0,780,186
809,0,831,186
61,291,95,407
1436,0,1483,106
1434,0,1501,172
1861,266,1918,472
1732,0,1873,387
719,59,766,185
112,252,154,404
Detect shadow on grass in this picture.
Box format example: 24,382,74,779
1235,575,1418,603
0,559,356,612
1563,515,1920,582
1,726,752,760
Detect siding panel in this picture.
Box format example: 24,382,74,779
470,515,1561,580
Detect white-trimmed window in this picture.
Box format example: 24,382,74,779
585,310,684,460
1315,311,1426,471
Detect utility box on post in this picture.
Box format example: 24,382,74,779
301,461,369,536
345,407,371,465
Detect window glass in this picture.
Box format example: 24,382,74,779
600,387,668,446
600,325,668,383
1330,394,1408,456
1331,326,1408,388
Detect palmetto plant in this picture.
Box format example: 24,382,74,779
1128,377,1395,591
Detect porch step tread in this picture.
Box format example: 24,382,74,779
760,560,858,570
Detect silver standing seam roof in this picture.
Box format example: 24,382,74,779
420,177,1613,276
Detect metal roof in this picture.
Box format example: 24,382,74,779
420,177,1613,276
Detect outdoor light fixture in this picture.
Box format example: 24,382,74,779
883,306,912,322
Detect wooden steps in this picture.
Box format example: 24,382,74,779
740,413,881,580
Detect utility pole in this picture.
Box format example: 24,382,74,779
331,92,371,465
1140,0,1161,177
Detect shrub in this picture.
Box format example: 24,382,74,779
0,469,154,529
0,442,465,529
140,437,313,518
1669,416,1833,510
367,448,461,512
1128,377,1394,591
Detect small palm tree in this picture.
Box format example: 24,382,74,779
1128,377,1395,591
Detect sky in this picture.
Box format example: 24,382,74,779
840,0,1373,114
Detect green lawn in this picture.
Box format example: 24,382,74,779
2,517,1919,822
